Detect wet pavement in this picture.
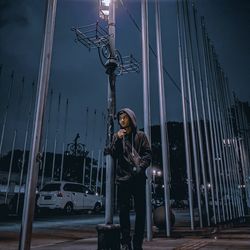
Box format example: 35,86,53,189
1,213,250,249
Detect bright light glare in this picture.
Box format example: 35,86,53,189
157,170,162,176
102,0,110,6
100,0,110,20
102,10,109,16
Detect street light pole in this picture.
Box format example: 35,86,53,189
105,0,117,225
141,0,153,241
71,2,139,247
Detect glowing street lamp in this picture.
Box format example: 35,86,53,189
157,170,162,176
152,168,162,194
99,0,111,20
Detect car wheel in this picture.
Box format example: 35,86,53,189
93,202,102,213
64,202,73,215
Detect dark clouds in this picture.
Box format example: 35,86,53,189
0,0,30,28
196,0,250,102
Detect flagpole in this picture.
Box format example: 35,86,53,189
19,1,57,248
0,71,14,157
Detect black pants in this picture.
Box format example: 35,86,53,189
117,177,146,248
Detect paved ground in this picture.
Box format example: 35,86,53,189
1,217,250,249
1,210,250,250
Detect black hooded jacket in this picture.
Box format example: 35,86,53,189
110,108,152,182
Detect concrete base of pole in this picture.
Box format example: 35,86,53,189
96,224,120,250
153,206,175,230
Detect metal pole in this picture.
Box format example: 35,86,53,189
41,137,48,187
193,6,216,225
60,143,65,181
216,79,230,222
237,100,250,209
200,20,220,223
155,0,171,237
185,1,210,226
84,107,89,145
6,77,24,201
222,70,236,220
96,149,101,193
51,93,61,180
204,33,227,223
90,150,94,189
19,1,57,249
230,112,243,218
217,69,233,221
100,152,104,196
240,102,250,213
215,58,232,222
181,1,203,228
236,103,247,216
5,76,24,201
234,95,249,210
234,136,246,214
220,72,238,219
0,71,14,157
51,136,57,180
209,52,227,222
17,82,35,213
91,109,97,150
82,157,86,185
206,41,225,222
223,84,238,219
227,88,245,217
233,138,244,217
17,138,28,213
176,0,194,230
239,101,250,214
105,0,116,225
141,0,152,240
60,98,69,182
41,89,53,188
5,130,17,203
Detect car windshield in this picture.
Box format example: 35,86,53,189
41,183,61,192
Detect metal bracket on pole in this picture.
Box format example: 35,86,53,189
72,23,139,76
71,23,110,50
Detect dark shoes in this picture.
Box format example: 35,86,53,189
133,238,143,250
121,244,143,250
121,243,132,250
133,247,143,250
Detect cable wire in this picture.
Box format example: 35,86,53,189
119,0,182,94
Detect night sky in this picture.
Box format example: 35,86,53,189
0,0,249,157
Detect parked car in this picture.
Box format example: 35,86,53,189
37,181,103,214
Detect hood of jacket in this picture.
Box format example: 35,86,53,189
117,108,137,131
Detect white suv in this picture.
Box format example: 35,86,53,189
37,181,103,214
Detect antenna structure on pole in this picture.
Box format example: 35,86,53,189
72,23,109,50
72,23,139,75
